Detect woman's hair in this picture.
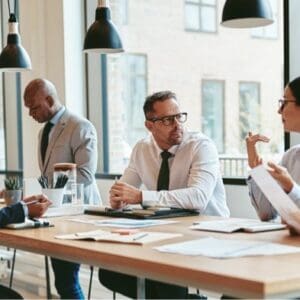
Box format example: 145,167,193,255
288,77,300,105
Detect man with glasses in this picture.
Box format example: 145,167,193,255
99,91,229,299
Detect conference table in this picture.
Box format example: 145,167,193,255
1,213,300,299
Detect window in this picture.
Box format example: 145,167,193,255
251,0,278,39
106,54,147,172
201,80,224,153
110,0,128,25
86,0,284,179
184,0,217,33
239,82,260,152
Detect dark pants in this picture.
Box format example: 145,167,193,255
0,284,23,299
99,269,188,299
51,258,84,299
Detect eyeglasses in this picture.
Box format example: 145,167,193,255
147,112,188,126
278,99,296,109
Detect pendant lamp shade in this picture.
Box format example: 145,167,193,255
83,0,124,54
0,13,32,72
221,0,274,28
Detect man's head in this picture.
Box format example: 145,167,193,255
144,91,187,150
24,78,62,123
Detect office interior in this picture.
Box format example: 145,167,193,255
0,0,300,298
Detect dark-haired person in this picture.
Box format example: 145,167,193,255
0,194,51,299
246,76,300,223
99,90,229,299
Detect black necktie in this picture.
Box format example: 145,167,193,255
41,122,53,163
157,151,172,191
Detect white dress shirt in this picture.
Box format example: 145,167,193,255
121,132,229,217
248,144,300,220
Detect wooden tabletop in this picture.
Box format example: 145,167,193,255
1,214,300,298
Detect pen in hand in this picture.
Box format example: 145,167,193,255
24,200,39,206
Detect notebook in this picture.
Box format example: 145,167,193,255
190,219,286,233
84,206,199,219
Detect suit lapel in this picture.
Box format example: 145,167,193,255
42,110,69,173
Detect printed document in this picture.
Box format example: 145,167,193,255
67,218,177,228
250,165,299,222
155,237,300,258
191,218,286,233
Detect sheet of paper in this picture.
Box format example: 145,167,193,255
250,165,299,221
67,218,177,228
44,205,84,217
56,229,181,245
155,237,300,258
190,219,286,233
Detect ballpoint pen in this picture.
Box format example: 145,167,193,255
24,200,39,206
133,233,148,241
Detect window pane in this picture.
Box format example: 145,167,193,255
202,0,216,5
200,6,216,32
185,4,200,30
239,82,260,152
202,81,224,153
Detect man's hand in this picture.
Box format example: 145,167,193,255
23,194,51,218
246,132,270,168
109,182,142,209
267,162,294,193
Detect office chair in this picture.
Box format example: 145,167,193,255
0,284,23,299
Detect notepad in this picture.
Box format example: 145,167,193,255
190,219,286,233
55,229,181,245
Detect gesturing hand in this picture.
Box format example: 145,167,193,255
267,161,294,193
246,132,270,168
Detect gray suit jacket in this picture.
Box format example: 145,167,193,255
38,109,101,205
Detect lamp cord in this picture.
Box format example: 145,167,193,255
7,0,17,15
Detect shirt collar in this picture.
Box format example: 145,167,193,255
50,106,65,125
151,134,180,158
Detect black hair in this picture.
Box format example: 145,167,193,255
288,77,300,105
143,91,177,118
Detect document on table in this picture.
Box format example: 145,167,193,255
250,165,299,223
67,218,177,228
44,205,84,217
55,229,181,245
191,218,286,233
155,237,300,258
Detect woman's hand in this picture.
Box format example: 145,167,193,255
267,162,294,193
246,132,270,168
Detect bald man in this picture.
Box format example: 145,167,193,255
24,78,102,299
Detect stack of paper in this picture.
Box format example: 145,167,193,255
155,237,300,258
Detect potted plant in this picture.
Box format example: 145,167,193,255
4,177,22,206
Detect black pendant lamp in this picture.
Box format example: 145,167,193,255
83,0,124,54
0,0,32,71
221,0,274,28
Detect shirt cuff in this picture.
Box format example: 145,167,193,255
20,201,29,217
141,191,159,207
288,183,300,205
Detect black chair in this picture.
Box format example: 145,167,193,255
0,284,23,299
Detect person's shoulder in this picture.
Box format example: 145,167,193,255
285,144,300,156
63,110,95,128
183,131,214,146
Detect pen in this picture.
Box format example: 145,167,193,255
115,176,118,184
133,233,148,241
24,200,38,206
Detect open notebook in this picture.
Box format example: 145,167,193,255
55,229,181,245
190,218,286,233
